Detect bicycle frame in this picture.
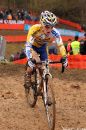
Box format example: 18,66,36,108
42,61,53,105
25,59,64,130
36,60,64,129
36,59,64,103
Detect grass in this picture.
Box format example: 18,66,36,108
6,42,25,59
0,29,27,60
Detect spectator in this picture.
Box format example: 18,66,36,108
17,9,21,20
9,54,14,61
25,13,32,21
84,33,86,54
14,52,20,61
71,35,80,55
19,49,26,59
0,10,4,19
80,33,86,55
80,39,84,54
7,13,12,20
48,45,58,55
67,39,72,55
21,9,25,20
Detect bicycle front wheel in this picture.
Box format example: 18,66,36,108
43,77,56,130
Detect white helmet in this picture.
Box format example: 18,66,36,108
40,11,58,26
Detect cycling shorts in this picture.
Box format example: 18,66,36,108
32,44,48,61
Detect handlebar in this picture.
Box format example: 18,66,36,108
35,60,65,73
47,61,65,73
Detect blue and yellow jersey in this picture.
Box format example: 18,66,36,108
26,24,66,58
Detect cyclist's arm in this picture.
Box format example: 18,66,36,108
52,28,66,57
26,25,36,59
57,43,66,57
55,34,68,67
50,28,68,68
26,35,34,59
26,24,41,59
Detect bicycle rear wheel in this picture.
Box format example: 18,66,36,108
43,77,56,130
25,72,37,108
25,85,37,107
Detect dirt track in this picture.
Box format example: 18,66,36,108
0,64,86,130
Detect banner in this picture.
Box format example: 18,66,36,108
0,20,24,24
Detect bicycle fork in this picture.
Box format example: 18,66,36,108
43,74,52,106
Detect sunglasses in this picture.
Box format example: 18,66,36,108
44,25,53,29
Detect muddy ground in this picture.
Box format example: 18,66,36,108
0,63,86,130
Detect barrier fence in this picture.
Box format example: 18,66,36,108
59,18,82,31
14,54,86,69
5,35,27,42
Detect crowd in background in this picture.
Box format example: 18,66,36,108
10,49,26,61
0,8,39,21
65,33,86,55
48,33,86,56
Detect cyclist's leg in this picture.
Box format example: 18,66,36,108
24,65,33,89
24,45,40,89
37,68,43,93
25,45,41,88
31,45,41,62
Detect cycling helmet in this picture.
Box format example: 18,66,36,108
40,11,58,26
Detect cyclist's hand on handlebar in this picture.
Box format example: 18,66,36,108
61,56,68,68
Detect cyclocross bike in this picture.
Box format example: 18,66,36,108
25,59,64,130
